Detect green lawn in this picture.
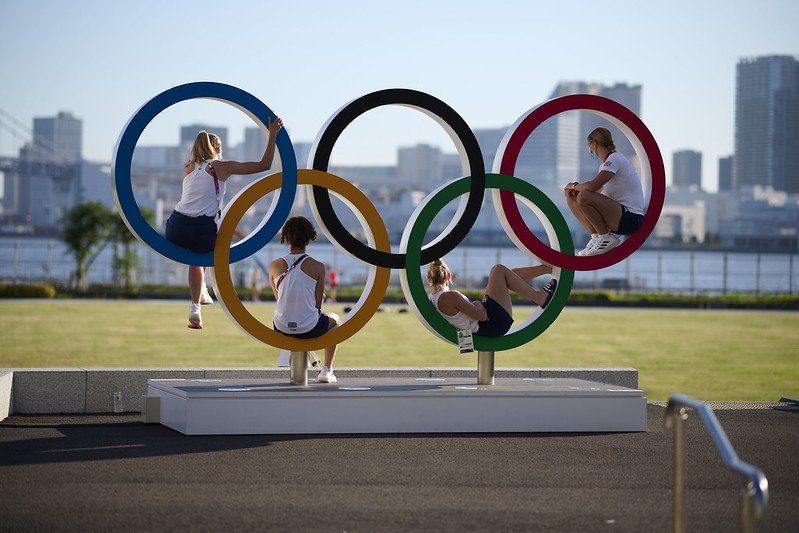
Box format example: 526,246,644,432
1,300,797,401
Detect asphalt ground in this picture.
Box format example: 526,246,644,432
1,405,797,532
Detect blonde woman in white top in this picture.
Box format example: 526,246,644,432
269,216,340,383
427,259,557,338
564,126,645,256
165,117,282,329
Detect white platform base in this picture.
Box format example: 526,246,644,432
145,377,647,435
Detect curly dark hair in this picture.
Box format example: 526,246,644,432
280,216,317,248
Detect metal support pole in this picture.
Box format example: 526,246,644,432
289,351,308,386
673,408,687,533
756,254,761,296
741,482,755,533
723,253,728,294
477,351,495,385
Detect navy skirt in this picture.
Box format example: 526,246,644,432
165,211,217,253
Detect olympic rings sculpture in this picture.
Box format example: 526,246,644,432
113,83,665,353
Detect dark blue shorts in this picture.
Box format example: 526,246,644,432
165,211,217,253
614,205,644,236
476,295,513,337
275,311,330,339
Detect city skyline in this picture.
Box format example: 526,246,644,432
0,1,797,193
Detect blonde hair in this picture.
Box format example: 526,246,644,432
427,259,451,291
189,131,221,164
587,127,616,152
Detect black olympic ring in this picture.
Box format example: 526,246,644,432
308,88,486,269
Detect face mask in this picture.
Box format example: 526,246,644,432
589,147,598,160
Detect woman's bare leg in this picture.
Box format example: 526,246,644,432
484,264,548,314
189,266,204,304
566,194,598,234
575,190,623,234
324,312,340,368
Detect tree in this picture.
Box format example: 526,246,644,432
109,207,153,289
61,202,112,290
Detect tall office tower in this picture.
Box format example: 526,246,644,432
672,150,702,188
514,81,642,185
579,83,642,180
242,127,267,162
31,111,82,162
397,143,442,188
734,55,799,193
180,124,229,153
473,127,507,172
718,156,733,191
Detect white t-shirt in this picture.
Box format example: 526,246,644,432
429,290,479,333
174,161,225,218
273,254,320,334
598,152,645,215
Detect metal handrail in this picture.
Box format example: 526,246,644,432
664,393,769,532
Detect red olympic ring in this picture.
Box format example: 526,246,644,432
495,94,666,271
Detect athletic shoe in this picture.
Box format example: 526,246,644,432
317,367,337,383
188,303,203,329
577,235,599,256
199,288,214,305
585,234,620,256
540,278,558,309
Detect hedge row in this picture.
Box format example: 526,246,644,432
0,283,57,298
2,283,797,309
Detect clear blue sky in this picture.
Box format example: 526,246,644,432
1,0,797,191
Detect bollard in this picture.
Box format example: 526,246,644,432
290,351,308,386
477,351,495,385
673,407,687,533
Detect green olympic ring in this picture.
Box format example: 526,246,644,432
400,174,575,352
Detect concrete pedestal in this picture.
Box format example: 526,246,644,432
145,377,647,435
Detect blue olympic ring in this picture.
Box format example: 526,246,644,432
112,82,297,266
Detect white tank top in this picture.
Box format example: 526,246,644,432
174,160,225,218
429,290,479,333
273,254,320,334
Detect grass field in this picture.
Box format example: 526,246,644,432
1,300,797,401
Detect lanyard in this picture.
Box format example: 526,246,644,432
274,254,308,292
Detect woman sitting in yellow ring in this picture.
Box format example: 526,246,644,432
269,216,340,383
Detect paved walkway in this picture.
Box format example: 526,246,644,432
1,405,797,532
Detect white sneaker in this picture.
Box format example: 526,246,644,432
585,234,620,256
317,367,337,383
188,303,203,329
577,235,599,256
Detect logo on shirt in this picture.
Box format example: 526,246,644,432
288,321,298,331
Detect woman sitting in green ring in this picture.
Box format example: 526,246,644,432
427,259,557,338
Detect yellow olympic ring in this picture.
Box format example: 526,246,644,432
213,169,391,351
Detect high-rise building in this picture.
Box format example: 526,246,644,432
473,127,507,172
734,55,799,193
512,81,642,186
180,124,229,153
31,111,82,162
672,150,702,188
718,156,733,191
242,127,267,163
397,143,442,187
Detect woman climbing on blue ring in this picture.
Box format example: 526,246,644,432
165,116,283,329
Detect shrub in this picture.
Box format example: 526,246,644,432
0,283,57,298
